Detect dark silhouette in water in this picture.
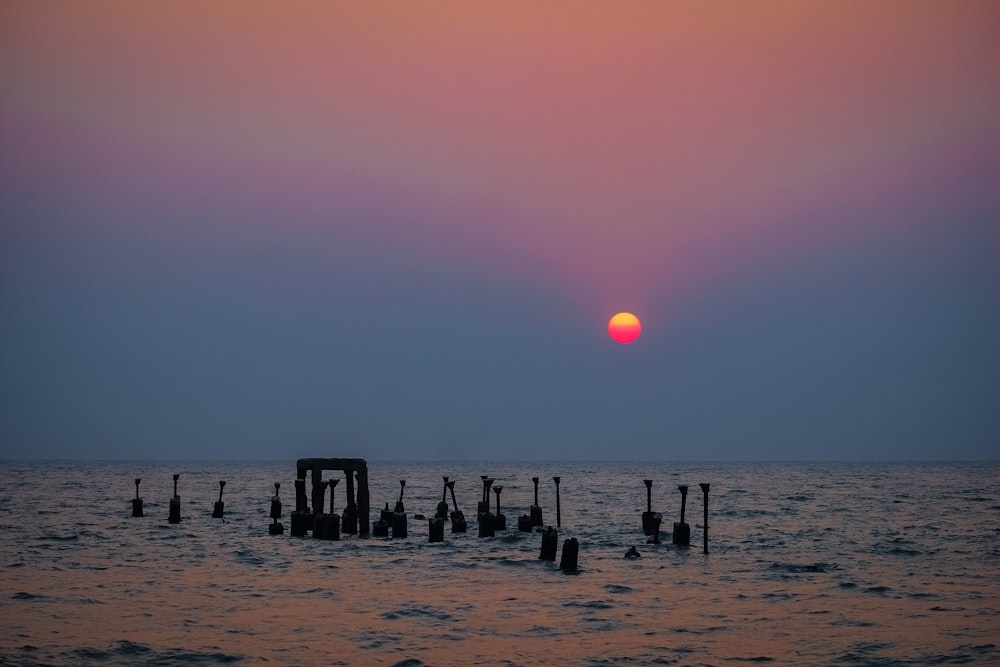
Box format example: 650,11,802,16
212,480,226,518
131,478,143,517
168,474,181,524
700,483,710,554
673,484,691,546
625,546,641,559
294,458,371,537
268,483,284,535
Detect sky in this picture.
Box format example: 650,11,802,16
1,2,998,461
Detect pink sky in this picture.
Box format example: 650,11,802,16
4,2,996,318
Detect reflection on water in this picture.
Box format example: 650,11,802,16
0,460,997,665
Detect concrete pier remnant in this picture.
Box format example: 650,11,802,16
295,458,370,537
559,537,579,571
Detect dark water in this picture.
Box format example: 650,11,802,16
1,460,997,665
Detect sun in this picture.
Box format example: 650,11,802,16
608,312,641,344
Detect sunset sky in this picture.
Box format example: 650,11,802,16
1,2,997,460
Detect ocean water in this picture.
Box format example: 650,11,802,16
0,460,997,666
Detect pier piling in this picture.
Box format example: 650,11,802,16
699,483,710,554
212,480,226,518
673,484,691,546
131,478,143,517
268,482,284,535
168,474,181,524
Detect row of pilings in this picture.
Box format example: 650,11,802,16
130,471,711,565
642,480,711,554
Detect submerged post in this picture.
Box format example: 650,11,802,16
168,474,181,524
553,476,561,528
212,480,226,518
699,482,710,555
324,479,340,541
291,477,309,537
132,478,143,517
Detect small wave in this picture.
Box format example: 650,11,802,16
604,584,633,594
390,660,426,667
381,605,453,622
769,562,836,574
10,592,47,601
564,600,613,609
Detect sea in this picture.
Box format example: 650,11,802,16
0,460,997,666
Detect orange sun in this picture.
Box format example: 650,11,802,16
608,312,641,344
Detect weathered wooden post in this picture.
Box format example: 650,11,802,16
699,482,710,555
447,481,467,533
290,477,310,537
673,484,691,545
168,474,181,524
493,484,506,531
212,480,226,518
392,480,407,538
436,477,450,519
553,476,561,528
131,478,143,517
538,525,558,561
268,482,284,535
641,479,654,534
559,537,579,571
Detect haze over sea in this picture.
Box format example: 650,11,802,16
1,460,997,666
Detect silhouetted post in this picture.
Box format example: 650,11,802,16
392,480,407,538
342,471,358,535
312,481,328,539
673,484,690,545
131,478,143,517
373,502,391,537
291,477,310,537
212,480,226,518
168,474,181,524
699,483,710,554
395,479,406,512
268,483,284,535
478,478,495,537
530,476,543,526
478,476,490,515
647,512,662,544
436,476,450,519
553,476,562,528
447,481,467,533
559,537,579,571
311,468,326,521
538,526,558,561
642,479,654,534
493,485,506,531
324,479,340,541
428,517,444,542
